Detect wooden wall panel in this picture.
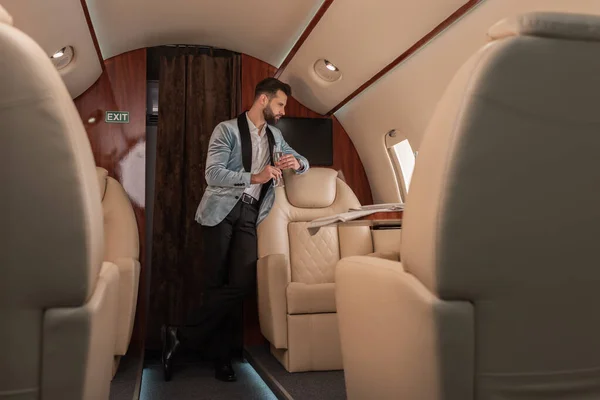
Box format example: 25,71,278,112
241,54,373,346
241,56,276,111
74,48,147,353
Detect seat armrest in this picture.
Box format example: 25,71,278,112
335,256,474,400
112,257,140,355
257,254,290,349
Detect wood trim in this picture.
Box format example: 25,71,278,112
79,0,105,72
273,0,335,79
361,211,403,221
243,348,294,400
326,0,483,116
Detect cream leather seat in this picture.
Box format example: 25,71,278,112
335,12,600,400
96,167,140,358
256,168,391,372
0,5,120,399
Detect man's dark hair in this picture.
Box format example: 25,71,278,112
254,77,291,100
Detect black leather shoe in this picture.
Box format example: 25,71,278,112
161,325,180,381
214,360,237,382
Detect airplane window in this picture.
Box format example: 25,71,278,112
392,139,415,192
389,139,416,201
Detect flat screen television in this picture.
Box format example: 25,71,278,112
274,117,333,166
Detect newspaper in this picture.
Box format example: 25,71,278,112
348,203,404,212
307,203,404,234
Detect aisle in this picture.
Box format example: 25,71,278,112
245,344,347,400
139,355,277,400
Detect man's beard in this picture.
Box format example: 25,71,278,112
263,105,281,125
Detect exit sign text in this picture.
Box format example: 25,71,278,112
105,111,130,123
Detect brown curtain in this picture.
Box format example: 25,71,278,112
147,46,241,351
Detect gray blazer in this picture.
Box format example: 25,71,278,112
195,114,309,227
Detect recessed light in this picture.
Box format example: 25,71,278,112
313,59,342,83
325,60,338,71
50,46,74,70
52,48,65,58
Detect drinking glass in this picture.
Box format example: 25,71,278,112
273,144,284,187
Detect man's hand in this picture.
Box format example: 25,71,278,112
276,154,301,170
251,165,282,184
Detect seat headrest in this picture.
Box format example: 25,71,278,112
488,12,600,42
284,168,338,208
0,5,13,25
96,167,108,200
1,11,104,305
401,12,600,297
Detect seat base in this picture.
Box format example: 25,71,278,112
270,313,343,372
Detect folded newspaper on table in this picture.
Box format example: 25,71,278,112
307,203,404,235
347,203,405,212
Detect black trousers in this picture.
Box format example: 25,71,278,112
180,199,259,362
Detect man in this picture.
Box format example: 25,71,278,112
161,77,309,382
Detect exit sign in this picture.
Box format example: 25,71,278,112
105,111,130,123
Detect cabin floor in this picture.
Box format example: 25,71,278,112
122,346,347,400
245,344,347,400
110,353,144,400
139,352,276,400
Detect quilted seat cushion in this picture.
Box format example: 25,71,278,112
288,223,340,284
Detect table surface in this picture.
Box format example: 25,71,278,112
318,210,403,229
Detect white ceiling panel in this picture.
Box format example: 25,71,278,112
279,0,468,115
2,0,103,99
85,0,325,66
335,0,600,204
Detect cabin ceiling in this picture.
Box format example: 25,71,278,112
5,0,596,113
2,0,479,105
3,0,600,112
84,0,325,66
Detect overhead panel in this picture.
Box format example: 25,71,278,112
278,0,468,115
85,0,325,67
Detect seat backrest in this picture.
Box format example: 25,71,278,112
258,168,373,284
401,12,600,397
0,4,107,398
96,167,139,263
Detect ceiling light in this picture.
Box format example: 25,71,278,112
325,60,338,71
52,48,65,58
50,46,74,70
313,59,342,83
